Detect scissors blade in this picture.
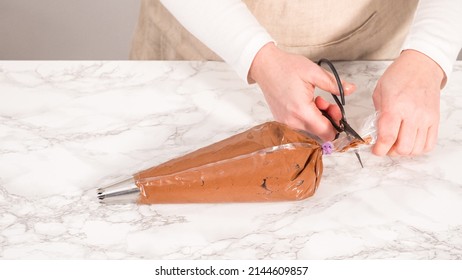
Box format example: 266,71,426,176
342,121,364,142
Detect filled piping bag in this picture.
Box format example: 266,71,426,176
96,59,376,204
97,119,375,204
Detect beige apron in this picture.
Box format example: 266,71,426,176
130,0,418,62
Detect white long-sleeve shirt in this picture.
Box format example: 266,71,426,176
160,0,462,83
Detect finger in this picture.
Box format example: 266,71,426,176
372,84,382,111
424,124,439,153
300,102,338,141
372,112,401,156
393,122,417,156
308,65,356,96
314,96,342,121
411,128,427,156
387,145,399,157
342,80,356,96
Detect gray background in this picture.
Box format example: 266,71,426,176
0,0,141,59
0,0,461,60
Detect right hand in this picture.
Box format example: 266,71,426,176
248,43,356,141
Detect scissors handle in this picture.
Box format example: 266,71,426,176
320,110,343,133
317,58,365,168
318,59,345,106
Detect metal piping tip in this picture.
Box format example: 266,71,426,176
355,151,364,168
97,177,140,203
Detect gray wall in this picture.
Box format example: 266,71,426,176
0,1,461,60
0,0,141,59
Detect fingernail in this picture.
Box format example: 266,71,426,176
372,143,387,156
344,82,355,91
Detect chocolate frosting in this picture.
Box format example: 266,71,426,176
134,122,323,203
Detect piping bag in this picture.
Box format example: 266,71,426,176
97,59,376,204
97,120,376,204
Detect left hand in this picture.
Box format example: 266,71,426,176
372,49,445,156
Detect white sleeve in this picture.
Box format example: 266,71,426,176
160,0,273,83
402,0,462,81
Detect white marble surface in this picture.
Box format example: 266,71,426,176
0,60,461,259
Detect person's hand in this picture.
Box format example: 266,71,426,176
248,43,356,141
372,49,445,156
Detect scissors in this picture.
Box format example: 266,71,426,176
317,58,365,168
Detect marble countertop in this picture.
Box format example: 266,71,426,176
0,60,461,259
